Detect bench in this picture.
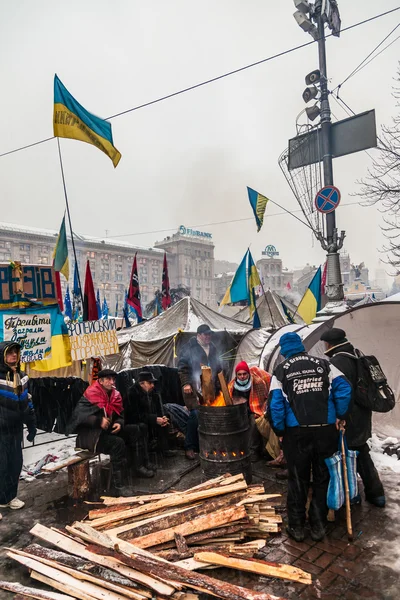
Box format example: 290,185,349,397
42,452,112,499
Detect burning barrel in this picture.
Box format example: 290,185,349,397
198,402,252,484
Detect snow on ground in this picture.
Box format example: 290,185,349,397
369,433,400,474
21,431,77,480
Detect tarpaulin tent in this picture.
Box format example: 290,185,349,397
233,290,304,329
102,297,252,373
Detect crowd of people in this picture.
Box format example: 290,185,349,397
0,324,394,544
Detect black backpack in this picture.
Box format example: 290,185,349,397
337,350,396,413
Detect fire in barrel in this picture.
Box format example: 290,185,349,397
198,366,252,483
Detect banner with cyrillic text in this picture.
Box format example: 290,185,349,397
67,319,119,361
3,313,52,362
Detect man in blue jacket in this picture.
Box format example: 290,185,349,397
268,332,351,543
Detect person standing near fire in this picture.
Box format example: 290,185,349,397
228,361,281,463
0,342,37,518
178,324,225,460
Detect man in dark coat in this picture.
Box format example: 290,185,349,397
126,371,179,459
0,342,36,517
268,332,351,542
178,324,224,459
67,369,154,494
320,328,387,507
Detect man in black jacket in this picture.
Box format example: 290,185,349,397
178,324,224,459
0,342,36,516
320,328,386,507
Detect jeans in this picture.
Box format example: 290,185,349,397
185,409,199,452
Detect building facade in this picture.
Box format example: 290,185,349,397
154,225,215,306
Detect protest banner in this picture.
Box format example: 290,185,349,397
67,319,119,361
0,263,57,309
3,313,52,362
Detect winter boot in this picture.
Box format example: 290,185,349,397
111,470,133,497
286,525,305,543
310,522,326,542
367,495,386,508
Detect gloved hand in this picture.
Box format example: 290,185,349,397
27,428,37,442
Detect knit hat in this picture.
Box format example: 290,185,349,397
235,361,250,375
279,332,305,359
320,328,347,345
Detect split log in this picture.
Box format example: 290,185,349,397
98,492,172,507
0,581,74,600
218,372,233,406
88,545,287,600
201,366,215,406
194,552,311,585
89,480,248,529
237,495,281,505
129,505,248,549
41,452,94,473
30,572,96,600
174,534,189,555
151,523,250,551
30,523,176,597
68,459,91,500
154,543,258,562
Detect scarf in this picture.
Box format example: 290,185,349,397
6,368,22,396
234,377,252,393
84,381,123,417
197,336,210,357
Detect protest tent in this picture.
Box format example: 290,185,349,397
102,296,252,372
233,290,304,329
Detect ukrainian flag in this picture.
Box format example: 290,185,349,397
220,251,249,306
247,187,269,232
297,267,322,324
53,75,121,167
247,250,261,318
53,215,69,280
29,305,72,372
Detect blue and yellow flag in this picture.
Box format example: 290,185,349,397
220,251,249,306
54,75,121,167
248,250,261,318
53,215,69,280
297,267,322,324
247,187,269,232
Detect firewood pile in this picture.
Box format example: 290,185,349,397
1,474,312,600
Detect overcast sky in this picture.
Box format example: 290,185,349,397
0,1,399,283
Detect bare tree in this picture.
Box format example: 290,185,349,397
357,68,400,273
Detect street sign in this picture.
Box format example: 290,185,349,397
315,186,341,213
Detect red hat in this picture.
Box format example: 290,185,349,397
235,361,250,374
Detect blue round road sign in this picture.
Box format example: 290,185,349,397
315,186,341,213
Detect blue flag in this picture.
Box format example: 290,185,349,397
115,299,119,317
102,296,109,319
64,286,73,320
96,289,102,319
247,187,270,232
73,262,81,298
220,251,249,306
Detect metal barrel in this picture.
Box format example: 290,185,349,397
198,403,252,484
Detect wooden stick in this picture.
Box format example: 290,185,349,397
0,581,74,600
194,552,312,585
341,431,353,541
201,366,215,406
218,372,233,406
30,572,95,600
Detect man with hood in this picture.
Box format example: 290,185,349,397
321,328,390,508
0,342,36,517
68,369,154,496
178,324,224,459
268,332,351,543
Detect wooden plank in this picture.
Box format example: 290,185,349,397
0,581,74,600
88,546,287,600
41,452,94,473
30,523,176,597
30,572,97,600
174,534,188,555
97,493,173,508
129,505,248,549
89,481,248,529
218,372,233,406
237,495,281,505
201,366,215,406
108,506,197,537
8,548,148,600
194,552,311,585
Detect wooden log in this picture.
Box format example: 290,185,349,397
108,506,199,537
129,505,248,549
153,523,250,550
89,546,287,600
23,544,150,596
0,581,74,600
155,542,261,562
89,480,248,529
194,552,312,585
174,534,189,555
218,372,233,406
42,452,94,473
68,459,91,500
30,523,176,597
200,366,215,406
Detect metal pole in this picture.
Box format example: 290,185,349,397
314,1,344,303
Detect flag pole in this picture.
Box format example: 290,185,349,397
56,138,84,308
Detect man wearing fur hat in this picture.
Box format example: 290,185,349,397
0,342,36,518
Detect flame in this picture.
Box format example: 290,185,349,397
221,451,227,457
232,452,237,457
240,451,245,456
210,392,226,407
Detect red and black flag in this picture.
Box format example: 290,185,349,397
127,253,142,321
83,260,99,321
161,252,171,310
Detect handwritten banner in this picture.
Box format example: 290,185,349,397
0,263,57,309
3,313,52,363
67,319,119,361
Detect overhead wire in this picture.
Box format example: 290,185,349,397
0,6,399,159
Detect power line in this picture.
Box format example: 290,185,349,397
108,200,369,239
0,6,399,160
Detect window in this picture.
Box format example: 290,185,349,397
22,254,30,262
0,251,11,261
39,257,48,265
20,244,31,251
0,241,10,249
115,274,123,281
87,251,95,259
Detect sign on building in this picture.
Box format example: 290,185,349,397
0,263,57,309
67,319,119,361
179,225,212,239
3,313,52,362
262,245,280,258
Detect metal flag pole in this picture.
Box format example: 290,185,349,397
56,137,85,309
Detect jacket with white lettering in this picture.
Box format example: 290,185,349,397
267,352,351,436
